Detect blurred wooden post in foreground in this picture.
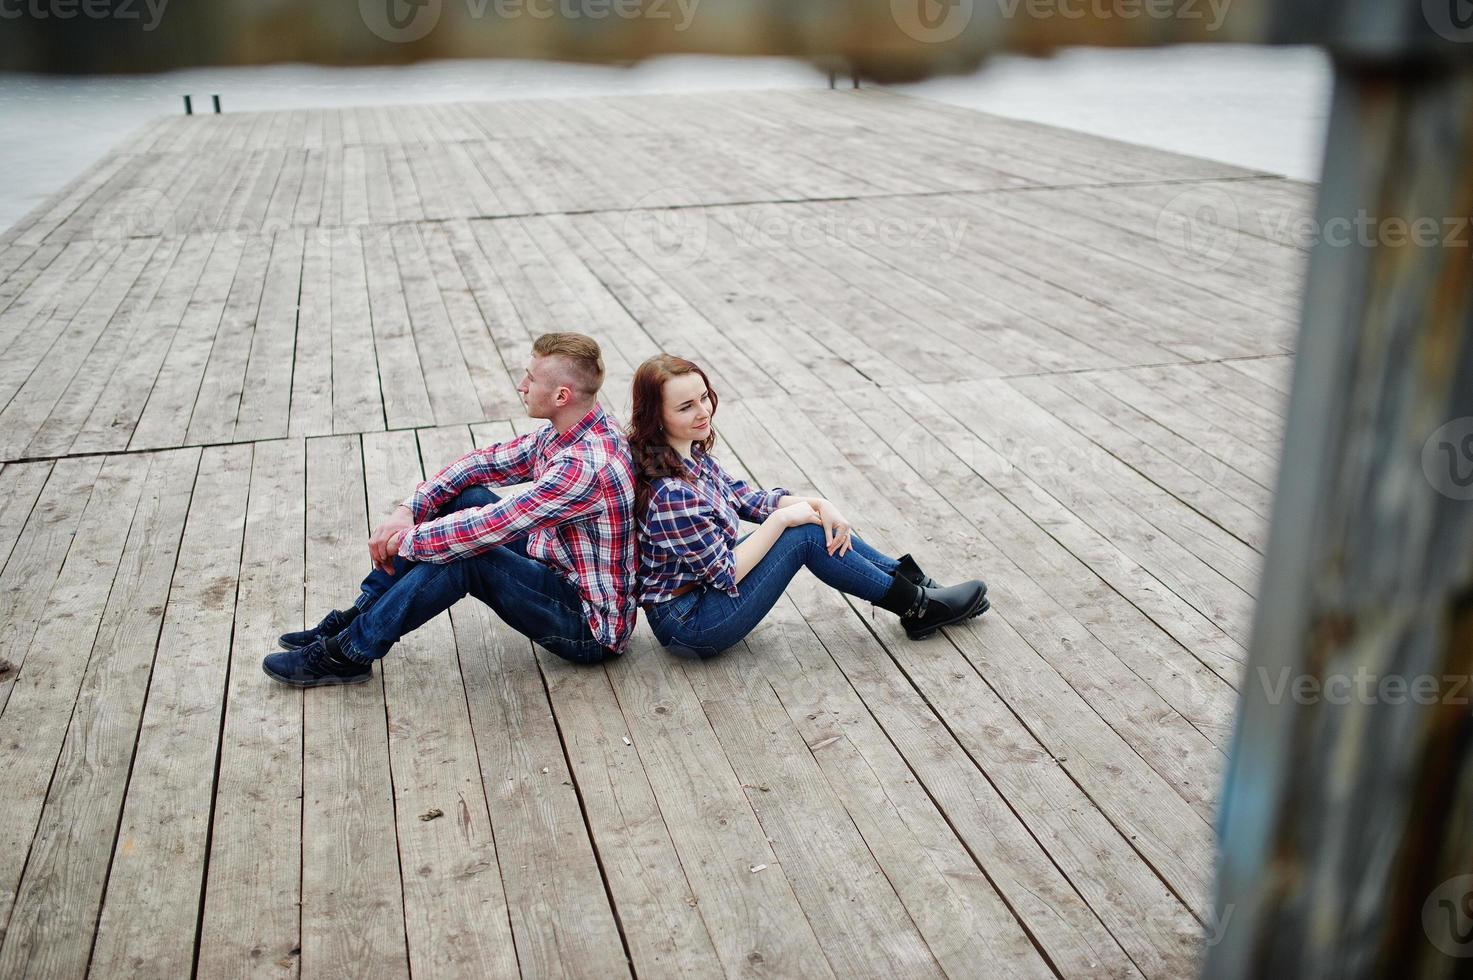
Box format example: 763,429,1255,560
1207,56,1473,977
6,0,1473,975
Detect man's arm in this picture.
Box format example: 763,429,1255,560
401,431,540,521
396,454,602,563
369,432,541,572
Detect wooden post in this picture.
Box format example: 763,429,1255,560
182,94,192,115
212,94,221,113
1206,58,1473,978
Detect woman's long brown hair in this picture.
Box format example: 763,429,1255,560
627,354,719,520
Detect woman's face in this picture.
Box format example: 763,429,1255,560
660,371,712,445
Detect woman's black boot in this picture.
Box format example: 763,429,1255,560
894,554,939,589
877,576,989,640
894,555,990,622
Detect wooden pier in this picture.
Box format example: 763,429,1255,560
0,89,1309,977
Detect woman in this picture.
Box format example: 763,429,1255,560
629,354,989,660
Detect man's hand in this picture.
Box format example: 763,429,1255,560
814,499,854,556
370,505,415,574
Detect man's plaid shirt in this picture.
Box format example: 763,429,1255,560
636,443,789,605
397,404,638,652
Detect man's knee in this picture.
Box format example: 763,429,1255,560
442,485,500,516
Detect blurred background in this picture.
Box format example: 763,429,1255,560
0,45,1331,231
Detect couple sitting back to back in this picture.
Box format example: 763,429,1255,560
264,333,988,687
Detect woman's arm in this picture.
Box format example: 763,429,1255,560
732,502,820,583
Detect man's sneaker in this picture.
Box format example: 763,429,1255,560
262,636,372,688
278,606,359,651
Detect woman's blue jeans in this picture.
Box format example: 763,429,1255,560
644,523,900,660
337,486,614,666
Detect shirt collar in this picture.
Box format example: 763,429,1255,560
547,403,605,452
681,440,714,475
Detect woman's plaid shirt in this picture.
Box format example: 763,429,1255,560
396,404,637,652
636,444,789,605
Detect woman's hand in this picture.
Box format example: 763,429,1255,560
770,501,822,529
813,499,854,556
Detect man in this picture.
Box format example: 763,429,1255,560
263,332,637,687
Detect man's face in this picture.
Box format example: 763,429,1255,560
518,355,563,419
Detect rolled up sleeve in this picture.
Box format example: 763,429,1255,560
725,474,791,524
399,455,600,562
402,432,540,522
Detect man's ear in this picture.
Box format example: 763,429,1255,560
555,385,573,406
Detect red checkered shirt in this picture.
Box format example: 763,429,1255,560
396,404,637,652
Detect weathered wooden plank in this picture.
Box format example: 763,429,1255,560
438,420,631,979
24,237,186,459
90,443,251,979
0,242,123,420
418,223,523,420
0,456,102,714
288,228,335,437
600,631,836,978
0,244,64,317
72,234,216,455
235,228,307,441
735,394,1215,959
1014,374,1269,553
938,379,1259,646
362,426,520,979
390,224,483,424
0,448,197,978
424,420,722,978
184,234,276,445
361,227,434,429
0,461,51,577
129,234,248,451
329,227,387,434
299,434,411,979
0,453,152,937
197,438,306,977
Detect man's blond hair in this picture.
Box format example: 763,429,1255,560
532,332,605,397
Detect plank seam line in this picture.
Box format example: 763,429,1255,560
7,173,1296,246
762,672,959,979
531,653,639,978
734,396,1207,945
84,447,207,977
720,423,1135,975
0,453,156,956
765,634,1066,979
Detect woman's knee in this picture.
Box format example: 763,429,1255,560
782,522,827,551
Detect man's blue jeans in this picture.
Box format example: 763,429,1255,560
338,486,614,666
644,522,900,660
